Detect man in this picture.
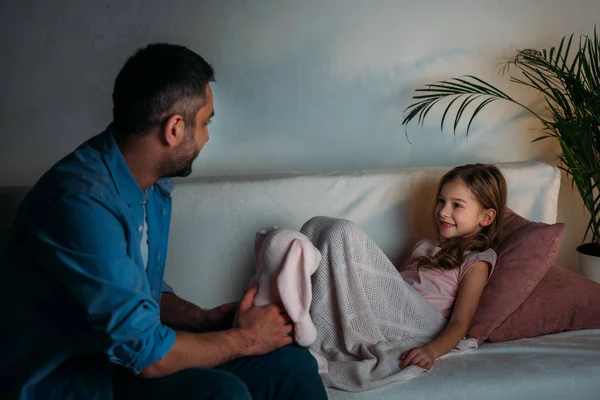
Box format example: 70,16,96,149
0,43,327,399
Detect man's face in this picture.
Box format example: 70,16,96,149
166,84,214,178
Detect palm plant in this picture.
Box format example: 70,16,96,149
402,28,600,249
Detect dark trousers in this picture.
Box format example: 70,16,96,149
112,344,328,400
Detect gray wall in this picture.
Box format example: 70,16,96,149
1,0,596,267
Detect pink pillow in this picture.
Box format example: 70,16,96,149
467,209,565,343
489,266,600,341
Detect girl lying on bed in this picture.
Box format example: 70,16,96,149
398,163,505,370
300,163,507,391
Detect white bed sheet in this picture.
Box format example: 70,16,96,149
326,329,600,400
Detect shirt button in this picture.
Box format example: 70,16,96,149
157,254,161,261
138,226,143,232
162,208,167,216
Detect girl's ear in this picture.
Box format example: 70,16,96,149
480,208,497,227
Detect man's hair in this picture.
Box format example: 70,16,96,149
112,43,215,138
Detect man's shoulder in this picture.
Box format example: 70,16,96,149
29,134,120,211
51,144,114,197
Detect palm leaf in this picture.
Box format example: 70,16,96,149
403,26,600,243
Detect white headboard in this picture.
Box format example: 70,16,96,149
164,161,560,307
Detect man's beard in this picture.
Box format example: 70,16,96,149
167,156,195,178
161,133,200,178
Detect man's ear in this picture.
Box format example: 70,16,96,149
161,114,186,148
480,208,497,227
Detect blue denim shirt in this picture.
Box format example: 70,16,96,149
0,126,177,399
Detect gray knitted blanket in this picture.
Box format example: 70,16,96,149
301,216,477,392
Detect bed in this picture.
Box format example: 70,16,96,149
327,329,600,399
1,160,598,399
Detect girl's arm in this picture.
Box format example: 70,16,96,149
400,260,490,370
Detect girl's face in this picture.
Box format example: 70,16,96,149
435,179,492,241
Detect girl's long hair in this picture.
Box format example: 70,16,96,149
417,163,507,273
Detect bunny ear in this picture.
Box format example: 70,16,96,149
277,239,317,323
255,226,278,241
255,226,278,272
255,226,278,249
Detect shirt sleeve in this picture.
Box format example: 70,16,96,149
161,280,175,293
409,238,438,262
38,193,176,375
459,248,497,282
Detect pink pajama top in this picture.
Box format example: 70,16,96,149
400,238,497,318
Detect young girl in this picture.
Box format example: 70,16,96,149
301,163,507,392
399,163,507,371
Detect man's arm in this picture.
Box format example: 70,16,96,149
160,292,237,332
159,292,204,331
142,285,293,378
43,194,292,378
41,194,181,374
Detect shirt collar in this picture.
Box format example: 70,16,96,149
98,124,173,205
155,176,174,195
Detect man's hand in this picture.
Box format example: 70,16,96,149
400,345,437,370
234,285,294,356
142,286,294,378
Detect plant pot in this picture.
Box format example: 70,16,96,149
576,243,600,284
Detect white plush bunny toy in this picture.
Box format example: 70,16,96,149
250,227,322,347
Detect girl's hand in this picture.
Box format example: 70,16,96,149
400,345,437,370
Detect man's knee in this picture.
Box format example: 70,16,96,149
208,372,252,400
268,344,319,371
218,345,326,399
113,368,252,400
170,368,252,400
267,345,326,399
265,345,324,388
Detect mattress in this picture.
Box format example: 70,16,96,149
326,329,600,400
